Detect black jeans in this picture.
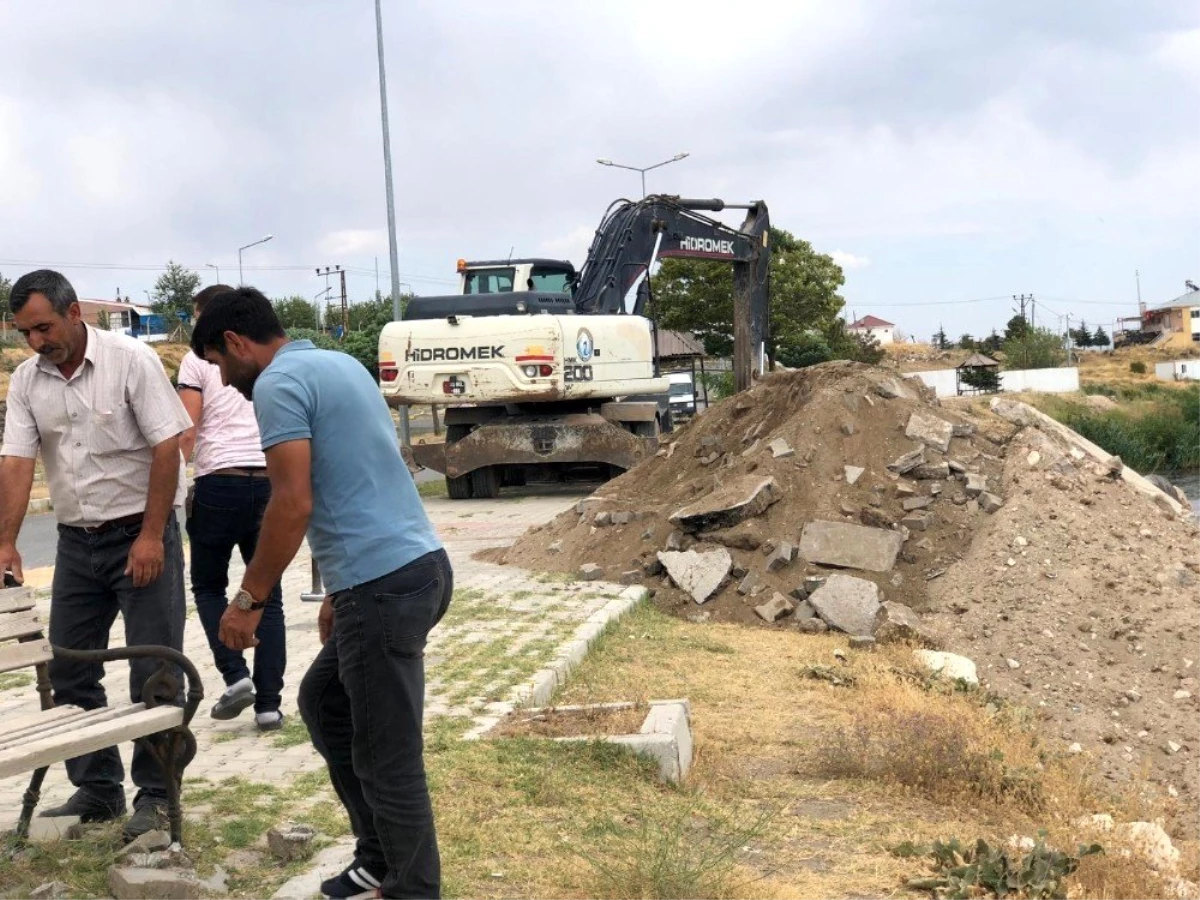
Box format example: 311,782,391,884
299,549,453,900
185,473,285,713
50,512,186,809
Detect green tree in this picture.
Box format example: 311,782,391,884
959,365,1001,393
0,271,11,317
1002,326,1065,370
775,331,833,368
150,260,201,330
1004,314,1029,342
980,330,1003,354
651,227,846,365
1092,325,1110,347
958,334,976,350
1070,320,1093,348
272,295,318,330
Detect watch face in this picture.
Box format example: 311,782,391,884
236,590,253,610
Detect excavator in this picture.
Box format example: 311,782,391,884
378,195,770,499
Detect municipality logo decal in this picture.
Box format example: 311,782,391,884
576,329,594,361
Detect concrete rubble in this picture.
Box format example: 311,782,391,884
657,548,732,604
754,592,796,623
905,411,955,453
268,822,317,861
799,520,904,573
806,574,882,637
668,475,781,532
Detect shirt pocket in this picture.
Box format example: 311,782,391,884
89,405,136,455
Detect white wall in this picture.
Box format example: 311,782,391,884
849,325,894,346
909,367,1080,397
1156,360,1200,381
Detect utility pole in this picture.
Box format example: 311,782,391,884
1013,294,1031,369
1135,269,1145,316
316,266,348,338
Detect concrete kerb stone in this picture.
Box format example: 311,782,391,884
556,699,693,783
463,585,648,741
270,838,357,900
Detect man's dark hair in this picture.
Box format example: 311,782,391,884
10,269,78,315
190,286,285,356
193,283,235,314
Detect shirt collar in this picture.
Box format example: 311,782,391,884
276,339,313,356
35,324,97,377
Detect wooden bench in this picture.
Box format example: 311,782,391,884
0,586,204,845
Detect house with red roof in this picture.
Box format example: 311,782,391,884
847,314,895,346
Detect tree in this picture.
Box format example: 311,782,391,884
272,295,319,331
959,365,1001,393
932,325,948,350
1004,314,1029,342
980,330,1003,354
1069,320,1094,349
1092,325,1110,348
0,271,10,318
1002,326,1065,370
150,260,201,330
958,334,976,350
651,227,846,366
776,332,833,369
96,310,111,331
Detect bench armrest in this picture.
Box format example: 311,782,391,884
51,645,205,727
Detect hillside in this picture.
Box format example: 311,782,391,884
0,341,191,402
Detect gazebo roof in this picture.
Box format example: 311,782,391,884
957,353,1000,369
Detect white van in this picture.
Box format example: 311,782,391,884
667,372,696,418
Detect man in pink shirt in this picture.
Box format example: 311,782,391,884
177,284,286,729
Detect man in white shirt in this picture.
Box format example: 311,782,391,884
177,284,285,730
0,269,192,841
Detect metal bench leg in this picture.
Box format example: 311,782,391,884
143,728,196,845
16,766,49,841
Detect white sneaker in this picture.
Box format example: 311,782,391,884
210,677,255,720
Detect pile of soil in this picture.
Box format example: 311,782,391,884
501,362,1010,625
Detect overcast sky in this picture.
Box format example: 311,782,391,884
1,0,1197,341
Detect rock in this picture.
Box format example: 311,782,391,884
905,412,954,453
929,483,943,496
740,439,760,457
910,463,950,480
668,475,781,532
841,422,856,436
844,465,865,485
30,883,69,900
951,422,975,437
117,831,172,859
1068,742,1083,754
807,574,882,637
619,570,642,585
1147,474,1190,506
657,548,733,604
839,501,858,517
755,592,796,623
967,498,980,514
643,558,663,576
612,511,634,526
1173,690,1192,701
699,521,763,551
548,540,563,554
108,868,202,900
25,816,81,844
594,511,612,527
914,649,979,686
849,636,876,650
1166,741,1182,755
575,498,604,516
768,438,794,458
799,617,829,634
1119,821,1180,874
765,541,796,571
875,601,938,646
1006,658,1020,670
268,823,317,861
665,530,686,551
964,473,988,497
799,520,905,573
948,459,967,474
701,435,721,448
1105,455,1124,478
1027,450,1042,467
579,563,604,581
887,447,926,474
791,599,816,620
730,563,748,579
902,496,933,511
876,377,916,400
860,507,895,529
803,576,826,594
978,492,1003,514
900,514,929,532
737,572,760,596
895,483,917,497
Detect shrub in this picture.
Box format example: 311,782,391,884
1130,361,1147,374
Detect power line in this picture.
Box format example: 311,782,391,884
0,258,456,285
866,295,1010,308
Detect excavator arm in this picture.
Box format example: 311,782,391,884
571,195,770,391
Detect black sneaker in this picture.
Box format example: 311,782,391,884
39,788,126,822
255,710,285,732
320,861,385,899
122,801,168,843
211,677,256,720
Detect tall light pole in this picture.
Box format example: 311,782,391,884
375,0,410,446
237,234,273,285
205,263,220,284
596,152,689,198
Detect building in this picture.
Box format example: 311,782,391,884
1134,289,1200,349
1155,360,1200,382
846,315,895,346
77,299,162,339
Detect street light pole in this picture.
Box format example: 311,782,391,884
596,152,689,198
237,234,274,285
205,263,220,284
375,0,410,447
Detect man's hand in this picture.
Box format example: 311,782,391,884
219,605,263,651
124,535,164,588
0,543,24,586
318,595,334,645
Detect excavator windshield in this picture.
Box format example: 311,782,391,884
463,268,515,294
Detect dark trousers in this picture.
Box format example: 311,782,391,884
185,474,285,713
50,512,186,809
299,549,452,900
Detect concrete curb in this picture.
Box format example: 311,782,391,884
269,837,356,900
463,585,648,740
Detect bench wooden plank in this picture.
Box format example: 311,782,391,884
0,704,155,752
0,706,183,780
0,704,87,738
0,640,52,674
0,591,36,614
0,611,43,642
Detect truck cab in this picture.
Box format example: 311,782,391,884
457,258,576,296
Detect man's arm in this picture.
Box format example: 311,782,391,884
0,457,36,583
178,388,202,462
240,439,313,602
125,436,181,588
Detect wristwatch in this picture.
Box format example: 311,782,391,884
233,588,267,612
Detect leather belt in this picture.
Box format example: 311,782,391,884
79,513,145,535
206,467,268,477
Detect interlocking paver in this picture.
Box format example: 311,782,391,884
0,489,634,820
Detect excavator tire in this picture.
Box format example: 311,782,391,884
470,466,501,499
446,474,473,500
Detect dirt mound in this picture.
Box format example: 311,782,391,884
502,361,1011,623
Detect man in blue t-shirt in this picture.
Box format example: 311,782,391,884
190,288,450,900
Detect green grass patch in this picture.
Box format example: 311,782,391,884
417,478,449,499
0,671,34,691
271,714,313,749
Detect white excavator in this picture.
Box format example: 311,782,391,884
378,195,770,499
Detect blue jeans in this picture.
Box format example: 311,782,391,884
185,474,285,713
299,549,452,899
50,512,185,808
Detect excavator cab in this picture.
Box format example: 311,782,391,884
406,259,578,320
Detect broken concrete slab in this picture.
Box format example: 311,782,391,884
860,507,895,529
657,548,732,604
887,447,926,474
876,376,917,400
579,563,604,581
25,816,81,844
108,868,202,900
668,475,781,532
665,530,686,551
765,541,796,572
799,520,904,573
737,571,760,596
905,411,955,453
979,492,1004,514
948,459,967,474
799,617,829,634
755,592,796,623
698,521,763,551
807,574,882,637
844,465,865,485
910,462,951,480
768,438,795,458
951,422,975,437
642,558,664,576
619,570,642,585
841,422,856,436
915,650,979,686
902,496,933,511
116,831,172,860
268,823,317,862
791,599,816,620
875,601,939,647
900,513,929,532
964,473,988,497
612,511,634,526
593,511,612,527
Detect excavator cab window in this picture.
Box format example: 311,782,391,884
527,266,573,294
463,268,515,294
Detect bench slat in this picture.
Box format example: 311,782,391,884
0,704,86,737
0,640,52,674
0,707,183,780
0,611,43,642
0,703,154,751
0,591,36,614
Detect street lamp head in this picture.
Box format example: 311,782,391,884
596,159,613,166
673,152,689,161
262,234,274,242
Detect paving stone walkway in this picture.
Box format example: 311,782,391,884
0,488,624,821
